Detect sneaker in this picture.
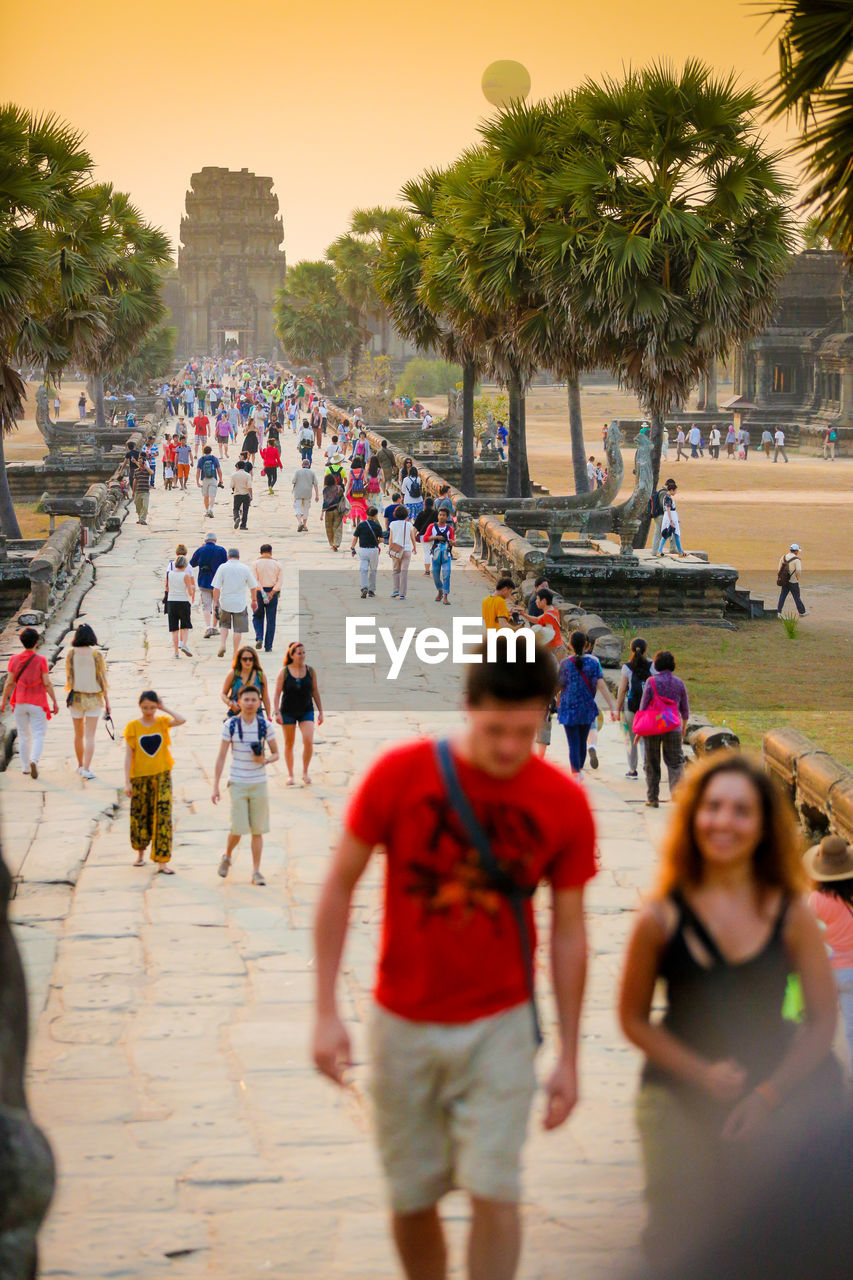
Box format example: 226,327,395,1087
625,770,638,779
252,870,266,886
79,768,96,780
361,588,368,598
398,595,406,600
30,762,38,779
588,747,599,770
174,651,180,659
179,643,193,656
368,590,375,597
204,627,217,638
217,855,231,878
217,646,226,658
391,591,398,598
645,799,659,808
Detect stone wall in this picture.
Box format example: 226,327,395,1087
764,729,853,841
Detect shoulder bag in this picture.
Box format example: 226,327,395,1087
632,676,682,737
434,739,543,1047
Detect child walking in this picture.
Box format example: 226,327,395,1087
124,691,185,873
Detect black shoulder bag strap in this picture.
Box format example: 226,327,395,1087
434,739,543,1047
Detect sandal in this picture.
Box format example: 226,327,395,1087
157,865,175,875
133,856,145,867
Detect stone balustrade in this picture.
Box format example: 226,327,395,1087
471,513,546,582
27,520,84,614
763,728,853,840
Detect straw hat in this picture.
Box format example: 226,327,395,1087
803,835,853,882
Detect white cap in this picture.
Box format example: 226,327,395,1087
790,543,801,551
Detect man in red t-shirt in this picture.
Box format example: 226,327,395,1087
192,413,209,459
0,627,59,778
313,640,596,1280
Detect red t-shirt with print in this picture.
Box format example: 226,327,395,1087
192,415,209,437
345,738,596,1023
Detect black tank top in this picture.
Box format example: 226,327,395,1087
643,889,795,1099
280,667,314,719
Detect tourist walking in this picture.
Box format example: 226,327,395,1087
616,637,651,778
651,479,679,556
132,452,153,524
165,555,195,658
738,425,750,459
709,426,721,460
823,426,838,460
388,505,417,600
196,446,222,518
402,465,424,519
414,497,437,575
190,532,227,638
292,458,319,532
77,392,87,420
366,455,382,502
350,506,383,598
215,410,232,458
231,461,253,530
211,548,259,658
260,439,282,493
634,649,689,807
124,691,185,873
212,684,279,886
346,462,368,528
619,752,842,1266
376,439,396,493
175,438,192,489
776,542,808,616
0,627,59,779
322,473,346,551
688,425,703,458
423,507,455,604
725,423,737,457
221,646,271,719
298,418,316,463
192,410,210,459
312,639,596,1280
274,641,323,785
252,544,282,652
65,624,111,780
773,427,789,463
557,630,618,775
675,428,687,461
761,428,773,457
659,488,685,556
806,835,853,1072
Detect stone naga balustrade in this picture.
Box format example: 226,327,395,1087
764,728,853,841
27,519,83,614
471,514,546,582
41,483,110,536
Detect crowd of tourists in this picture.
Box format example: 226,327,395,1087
3,356,848,1280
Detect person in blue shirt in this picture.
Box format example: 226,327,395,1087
190,532,228,638
557,630,618,775
496,420,508,461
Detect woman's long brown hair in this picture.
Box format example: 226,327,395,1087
230,646,263,680
656,751,806,899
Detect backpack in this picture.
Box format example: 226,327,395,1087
227,711,269,744
299,427,314,445
776,556,793,588
200,455,218,479
650,487,667,519
626,659,651,713
408,476,422,499
349,472,365,499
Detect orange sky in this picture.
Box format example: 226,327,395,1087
3,0,800,264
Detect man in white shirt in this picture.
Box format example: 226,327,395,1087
777,542,807,616
773,428,789,463
319,401,328,434
212,548,259,657
292,459,319,532
422,411,434,431
325,435,343,465
231,464,253,531
252,543,283,653
709,426,721,459
212,685,279,886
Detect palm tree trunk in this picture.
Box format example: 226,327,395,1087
461,360,476,495
568,376,588,493
633,411,664,548
92,374,106,429
0,431,22,538
705,359,718,412
519,393,531,497
506,374,523,498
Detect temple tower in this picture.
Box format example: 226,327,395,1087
174,167,286,359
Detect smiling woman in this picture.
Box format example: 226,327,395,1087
618,751,843,1266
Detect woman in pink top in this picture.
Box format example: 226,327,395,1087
0,627,60,778
806,835,853,1072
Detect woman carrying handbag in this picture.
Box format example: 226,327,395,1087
556,630,617,775
632,650,689,808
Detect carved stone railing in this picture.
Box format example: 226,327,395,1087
27,520,84,614
764,728,853,841
471,514,546,582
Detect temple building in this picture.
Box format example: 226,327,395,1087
734,249,853,443
167,167,286,360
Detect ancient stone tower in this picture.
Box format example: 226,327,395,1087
173,167,286,359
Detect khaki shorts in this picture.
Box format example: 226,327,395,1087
368,1002,537,1213
219,608,249,632
228,780,269,835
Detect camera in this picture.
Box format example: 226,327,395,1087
250,742,264,758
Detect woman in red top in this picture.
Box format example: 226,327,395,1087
0,628,59,778
260,441,283,494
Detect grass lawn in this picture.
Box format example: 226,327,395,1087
15,506,52,540
631,620,852,770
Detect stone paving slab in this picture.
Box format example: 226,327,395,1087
0,446,678,1277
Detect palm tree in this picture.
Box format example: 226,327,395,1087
273,261,354,391
0,105,95,536
538,63,793,541
327,207,406,379
763,1,853,255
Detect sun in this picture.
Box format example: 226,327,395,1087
482,60,532,108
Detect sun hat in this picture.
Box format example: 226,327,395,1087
803,834,853,882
